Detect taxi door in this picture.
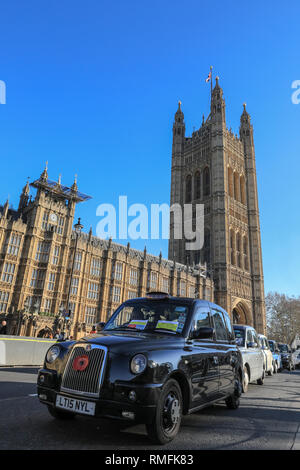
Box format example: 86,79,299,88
210,307,235,397
188,304,220,405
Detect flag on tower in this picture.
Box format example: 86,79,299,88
205,69,212,83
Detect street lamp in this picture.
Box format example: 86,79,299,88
24,297,30,311
65,218,83,333
74,217,84,235
34,299,40,314
59,303,64,316
31,299,40,337
17,297,30,336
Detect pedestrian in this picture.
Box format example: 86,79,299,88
0,320,7,335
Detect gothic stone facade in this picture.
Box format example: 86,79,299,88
168,78,266,333
0,167,213,339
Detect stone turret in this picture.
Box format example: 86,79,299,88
18,180,30,213
169,101,186,262
211,77,226,125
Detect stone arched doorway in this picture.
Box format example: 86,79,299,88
37,326,53,338
232,301,251,326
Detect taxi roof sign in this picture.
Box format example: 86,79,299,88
146,292,170,300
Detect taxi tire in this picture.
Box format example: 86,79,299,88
47,405,76,420
146,379,182,445
257,370,264,385
225,375,241,410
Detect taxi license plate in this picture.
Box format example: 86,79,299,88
56,394,96,416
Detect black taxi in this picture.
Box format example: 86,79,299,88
37,292,243,444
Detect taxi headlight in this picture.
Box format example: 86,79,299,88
130,354,147,374
46,345,61,364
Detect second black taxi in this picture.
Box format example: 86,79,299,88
37,292,243,444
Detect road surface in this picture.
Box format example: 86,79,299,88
0,366,300,450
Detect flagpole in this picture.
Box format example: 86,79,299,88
210,65,213,101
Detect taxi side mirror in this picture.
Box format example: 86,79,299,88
192,327,215,340
247,341,257,348
97,322,106,331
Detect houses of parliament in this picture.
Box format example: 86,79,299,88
0,77,266,338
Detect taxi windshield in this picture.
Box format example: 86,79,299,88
233,327,245,347
268,341,275,352
278,344,289,353
104,300,190,335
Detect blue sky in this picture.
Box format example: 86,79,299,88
0,0,299,296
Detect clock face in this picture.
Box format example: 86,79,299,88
50,212,58,223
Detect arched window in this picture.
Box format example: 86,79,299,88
232,309,240,324
243,236,249,271
230,229,235,265
228,167,234,197
185,175,192,203
194,171,201,199
234,172,240,201
240,175,246,205
236,232,241,268
203,167,210,197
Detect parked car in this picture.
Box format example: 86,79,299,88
292,349,300,369
37,293,243,444
268,340,282,373
233,324,265,393
278,343,295,371
258,334,274,376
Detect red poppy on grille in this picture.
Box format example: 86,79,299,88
72,355,89,371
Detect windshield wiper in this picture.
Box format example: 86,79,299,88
152,328,178,335
107,326,140,332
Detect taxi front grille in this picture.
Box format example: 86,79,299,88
60,344,107,397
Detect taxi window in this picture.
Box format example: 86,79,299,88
211,308,229,341
252,330,259,346
221,309,234,339
192,306,211,332
233,327,245,346
246,329,253,343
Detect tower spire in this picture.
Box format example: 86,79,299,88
23,178,30,196
71,174,78,193
18,178,30,212
40,161,48,182
3,197,9,218
210,76,226,124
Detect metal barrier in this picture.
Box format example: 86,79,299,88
0,335,56,366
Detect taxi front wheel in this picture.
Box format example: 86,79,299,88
242,366,249,393
146,379,183,445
